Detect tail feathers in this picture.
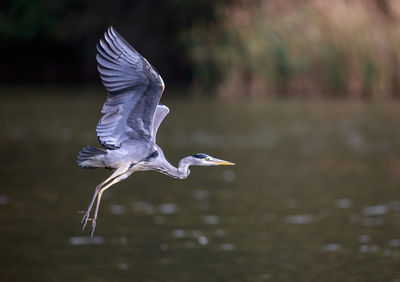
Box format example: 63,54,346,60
77,145,106,169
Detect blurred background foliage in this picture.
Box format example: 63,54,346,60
190,0,400,99
1,0,400,99
0,0,228,88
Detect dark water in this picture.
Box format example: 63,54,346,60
1,88,400,281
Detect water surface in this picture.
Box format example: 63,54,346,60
1,88,400,281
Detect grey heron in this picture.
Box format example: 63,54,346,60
78,27,235,236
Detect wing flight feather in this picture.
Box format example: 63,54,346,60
95,27,165,149
151,104,170,142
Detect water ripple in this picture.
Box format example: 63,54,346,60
335,198,352,209
110,204,125,215
133,201,155,214
204,215,220,225
220,243,236,251
69,236,104,245
0,195,8,205
322,244,341,252
362,205,388,216
159,203,179,214
284,214,314,224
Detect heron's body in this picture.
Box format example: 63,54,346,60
78,27,234,236
79,141,191,179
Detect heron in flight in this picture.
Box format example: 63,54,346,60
78,27,235,236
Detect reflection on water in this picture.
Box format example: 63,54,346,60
220,243,235,251
0,195,8,205
389,239,400,247
363,205,388,216
1,91,400,281
284,214,314,224
159,203,179,214
359,234,370,243
172,229,186,238
133,200,155,214
110,204,125,215
222,169,236,182
322,243,341,252
203,215,219,225
335,198,352,209
69,236,105,246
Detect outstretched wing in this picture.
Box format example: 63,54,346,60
96,27,165,149
151,103,169,142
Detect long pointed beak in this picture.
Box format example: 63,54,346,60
211,158,235,166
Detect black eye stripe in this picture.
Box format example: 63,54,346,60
193,153,208,159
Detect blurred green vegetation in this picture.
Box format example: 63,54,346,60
2,0,400,99
0,0,228,86
190,0,400,99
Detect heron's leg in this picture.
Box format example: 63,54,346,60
81,184,102,229
90,173,130,237
81,166,130,230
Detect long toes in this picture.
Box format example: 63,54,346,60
81,212,91,230
81,212,88,224
81,217,86,226
82,219,88,231
81,208,93,223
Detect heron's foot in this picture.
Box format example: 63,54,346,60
81,210,92,230
90,218,97,237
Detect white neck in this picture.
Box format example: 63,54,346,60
156,156,192,179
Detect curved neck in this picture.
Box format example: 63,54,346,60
159,156,192,179
177,156,193,179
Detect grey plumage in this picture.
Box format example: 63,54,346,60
151,104,169,142
78,27,234,236
77,145,106,168
96,27,164,149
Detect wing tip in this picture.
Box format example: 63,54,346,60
109,26,119,39
107,27,114,40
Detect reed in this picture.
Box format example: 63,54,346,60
189,0,400,99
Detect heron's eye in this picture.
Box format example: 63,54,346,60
204,157,212,161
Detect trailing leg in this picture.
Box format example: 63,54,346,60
81,165,130,231
90,172,131,237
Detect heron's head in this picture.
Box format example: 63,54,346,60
191,153,235,166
